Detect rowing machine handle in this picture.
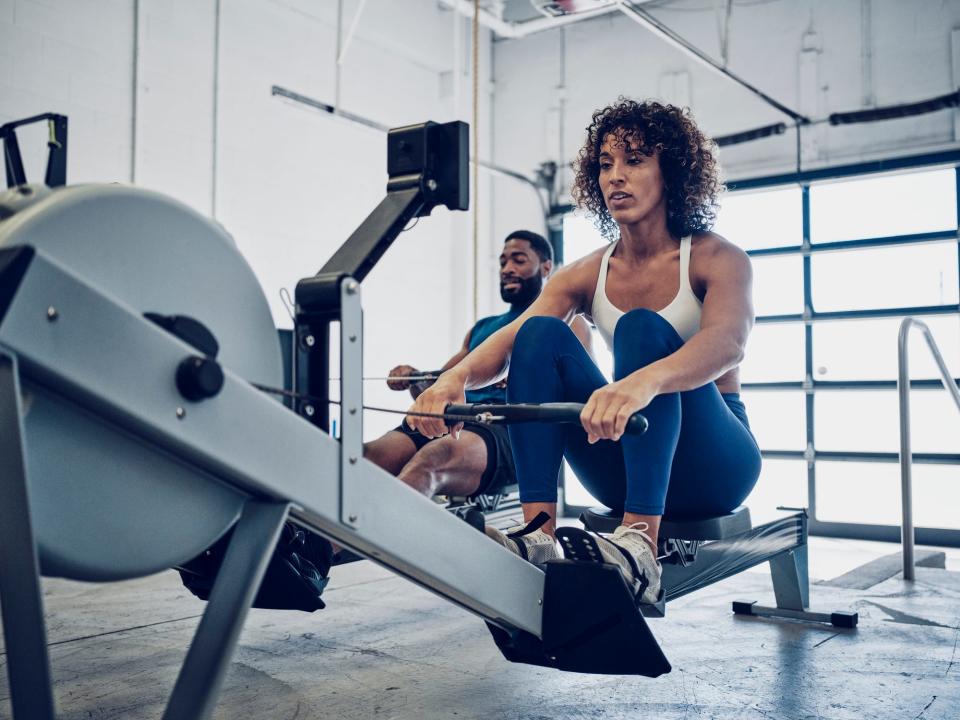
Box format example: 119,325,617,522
445,402,649,435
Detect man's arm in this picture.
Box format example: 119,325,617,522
440,330,473,372
407,329,473,399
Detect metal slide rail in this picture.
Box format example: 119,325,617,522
897,317,960,580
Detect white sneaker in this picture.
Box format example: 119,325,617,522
485,512,560,566
557,522,662,604
606,523,662,603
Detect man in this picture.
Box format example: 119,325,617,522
364,230,592,501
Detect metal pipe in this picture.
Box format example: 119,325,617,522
270,85,546,197
441,0,623,40
337,0,368,66
335,0,343,108
897,317,960,581
616,1,808,125
131,0,140,184
897,319,915,580
211,0,221,218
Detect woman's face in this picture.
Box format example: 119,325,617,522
598,131,667,228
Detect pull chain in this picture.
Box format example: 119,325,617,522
249,382,489,424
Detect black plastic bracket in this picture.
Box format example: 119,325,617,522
1,113,68,189
487,559,672,677
143,312,220,358
293,120,468,433
731,599,859,629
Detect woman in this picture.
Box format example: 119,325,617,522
408,98,761,603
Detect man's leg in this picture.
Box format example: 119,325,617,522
397,432,488,498
364,431,419,476
331,431,421,559
332,429,486,561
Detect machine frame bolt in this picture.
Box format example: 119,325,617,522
304,404,315,417
344,279,359,295
46,306,58,321
176,407,186,419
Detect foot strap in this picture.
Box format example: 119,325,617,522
507,511,551,539
556,527,650,602
610,542,650,601
505,511,552,560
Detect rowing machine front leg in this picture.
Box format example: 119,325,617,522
163,500,291,720
0,354,56,720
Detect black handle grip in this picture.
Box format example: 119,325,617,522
445,402,648,436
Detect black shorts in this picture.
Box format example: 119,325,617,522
395,420,516,497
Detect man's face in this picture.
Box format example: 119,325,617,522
499,238,551,305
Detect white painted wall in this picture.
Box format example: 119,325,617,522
7,0,957,443
492,0,960,200
0,0,507,439
0,0,134,183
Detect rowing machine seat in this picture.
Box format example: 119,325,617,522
580,505,752,541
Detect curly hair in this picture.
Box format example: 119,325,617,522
572,98,723,241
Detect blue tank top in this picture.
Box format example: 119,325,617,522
465,307,523,403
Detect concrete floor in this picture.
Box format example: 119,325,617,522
1,537,959,720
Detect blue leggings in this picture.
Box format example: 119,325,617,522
506,311,761,517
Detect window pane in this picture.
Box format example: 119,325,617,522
813,315,960,381
564,463,598,508
816,461,960,529
752,254,804,316
587,328,613,380
563,212,604,262
741,322,806,382
567,458,811,517
564,459,808,525
743,459,807,524
810,168,957,243
811,242,959,312
714,186,802,251
815,390,960,454
740,391,806,450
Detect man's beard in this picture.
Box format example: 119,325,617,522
500,273,543,307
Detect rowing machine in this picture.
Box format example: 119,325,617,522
0,119,669,720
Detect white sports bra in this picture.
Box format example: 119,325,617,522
590,235,702,348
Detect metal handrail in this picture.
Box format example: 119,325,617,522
897,317,960,580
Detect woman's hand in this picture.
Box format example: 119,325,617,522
580,370,661,443
406,371,467,438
